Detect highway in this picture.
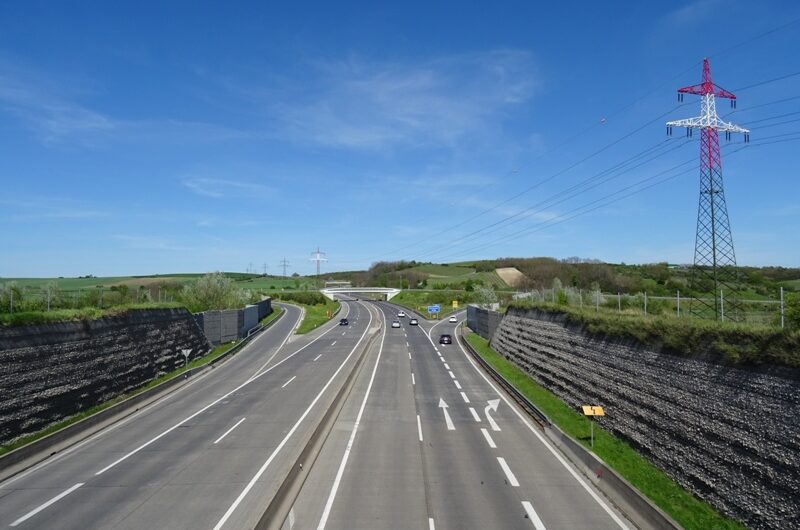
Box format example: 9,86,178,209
0,298,639,529
288,301,633,530
0,301,379,530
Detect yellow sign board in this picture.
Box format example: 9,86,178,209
452,300,458,308
581,405,605,417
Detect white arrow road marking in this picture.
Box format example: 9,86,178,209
438,398,455,430
485,399,501,432
522,501,547,529
481,428,497,448
10,483,84,527
498,457,519,487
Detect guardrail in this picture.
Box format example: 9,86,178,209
459,325,551,428
458,325,682,530
0,308,286,483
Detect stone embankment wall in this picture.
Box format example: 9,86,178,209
0,308,211,446
489,308,800,530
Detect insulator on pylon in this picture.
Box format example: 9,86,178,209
667,126,672,136
678,93,683,102
745,133,750,143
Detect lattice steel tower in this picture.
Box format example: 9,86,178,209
666,58,750,321
310,247,327,287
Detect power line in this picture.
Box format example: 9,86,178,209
734,70,800,92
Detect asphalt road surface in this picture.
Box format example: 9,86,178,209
288,301,634,530
0,301,378,530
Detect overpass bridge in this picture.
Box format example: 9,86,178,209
320,286,401,301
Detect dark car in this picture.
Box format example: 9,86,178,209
339,318,349,326
439,334,452,345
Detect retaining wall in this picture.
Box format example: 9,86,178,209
489,308,800,530
0,308,211,446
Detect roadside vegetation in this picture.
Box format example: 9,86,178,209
509,299,800,368
464,331,745,530
269,291,339,334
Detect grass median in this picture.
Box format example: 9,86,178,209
464,331,744,530
295,300,340,334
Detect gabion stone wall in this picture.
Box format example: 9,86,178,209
0,308,211,446
491,308,800,530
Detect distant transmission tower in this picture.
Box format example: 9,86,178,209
666,58,750,322
310,247,327,287
279,258,290,278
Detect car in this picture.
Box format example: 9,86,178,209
448,316,458,323
339,318,349,326
397,311,406,318
439,334,452,344
409,318,419,326
391,320,401,328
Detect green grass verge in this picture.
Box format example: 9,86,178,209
294,300,340,334
260,305,284,326
464,332,745,530
0,339,241,457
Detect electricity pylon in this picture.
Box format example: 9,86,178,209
667,58,750,322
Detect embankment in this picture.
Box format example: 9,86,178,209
0,308,211,446
489,307,799,530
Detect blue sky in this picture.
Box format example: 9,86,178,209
1,0,799,277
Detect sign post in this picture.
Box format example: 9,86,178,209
581,405,605,448
427,305,440,318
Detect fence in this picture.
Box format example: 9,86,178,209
513,287,786,327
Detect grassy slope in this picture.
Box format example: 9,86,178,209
295,299,340,334
464,332,744,530
390,290,470,317
0,302,184,327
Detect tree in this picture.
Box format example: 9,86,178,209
180,272,248,312
43,281,60,311
474,286,498,308
785,292,800,330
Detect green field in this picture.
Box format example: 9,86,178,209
403,264,510,289
464,332,744,530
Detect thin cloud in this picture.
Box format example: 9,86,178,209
250,50,539,150
181,177,274,199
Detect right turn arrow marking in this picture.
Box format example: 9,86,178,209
485,399,501,432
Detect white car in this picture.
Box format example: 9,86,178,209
397,311,406,318
449,316,458,323
391,320,401,328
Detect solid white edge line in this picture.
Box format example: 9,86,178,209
94,304,350,476
460,391,470,403
246,303,312,382
1,304,306,490
498,457,520,487
417,414,423,442
316,305,388,530
212,302,375,530
454,323,631,530
10,482,84,527
214,417,246,444
469,407,482,422
281,375,297,388
481,428,497,449
522,501,547,530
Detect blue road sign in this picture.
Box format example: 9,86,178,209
428,305,440,313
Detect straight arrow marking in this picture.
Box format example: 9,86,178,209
439,398,455,430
